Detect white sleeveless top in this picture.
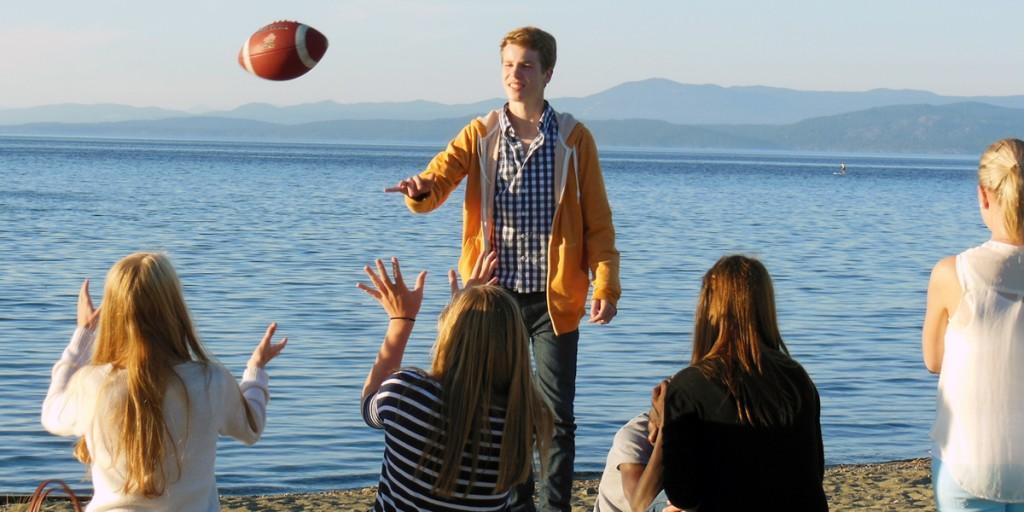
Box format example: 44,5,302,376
933,240,1024,500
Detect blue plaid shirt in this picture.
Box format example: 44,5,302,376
494,102,558,293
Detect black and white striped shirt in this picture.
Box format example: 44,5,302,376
494,102,557,293
362,369,511,511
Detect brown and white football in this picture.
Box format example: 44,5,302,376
238,21,328,81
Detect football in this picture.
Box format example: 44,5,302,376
238,20,328,81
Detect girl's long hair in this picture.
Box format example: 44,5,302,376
426,285,553,496
691,255,807,427
75,252,210,497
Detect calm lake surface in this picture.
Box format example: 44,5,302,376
0,136,981,494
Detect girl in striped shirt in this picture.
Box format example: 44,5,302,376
359,253,553,511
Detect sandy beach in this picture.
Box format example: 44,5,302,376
3,458,932,511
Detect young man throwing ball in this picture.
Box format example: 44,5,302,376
386,26,620,512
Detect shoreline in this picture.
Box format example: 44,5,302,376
2,458,933,511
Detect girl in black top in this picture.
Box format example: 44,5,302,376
653,255,828,511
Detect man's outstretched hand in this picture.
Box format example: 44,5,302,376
384,175,434,199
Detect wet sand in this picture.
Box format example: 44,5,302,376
2,458,933,511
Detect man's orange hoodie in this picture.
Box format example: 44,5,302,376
406,109,620,335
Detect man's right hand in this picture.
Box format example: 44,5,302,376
384,175,434,199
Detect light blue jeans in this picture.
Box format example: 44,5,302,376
934,458,1024,511
648,491,671,511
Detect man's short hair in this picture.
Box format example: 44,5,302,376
500,26,557,73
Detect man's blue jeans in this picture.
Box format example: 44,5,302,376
509,291,579,512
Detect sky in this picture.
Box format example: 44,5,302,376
3,0,1023,111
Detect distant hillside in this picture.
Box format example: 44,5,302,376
583,119,782,150
4,102,1021,154
554,79,1024,125
4,79,1024,126
0,116,473,144
728,102,1024,153
211,99,502,124
0,103,189,125
588,102,1024,154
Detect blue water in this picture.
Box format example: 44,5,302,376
0,136,980,495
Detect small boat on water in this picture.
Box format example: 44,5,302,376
833,161,847,176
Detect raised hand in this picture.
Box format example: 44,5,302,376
248,323,288,369
357,257,427,321
448,251,498,298
384,175,434,199
77,279,101,330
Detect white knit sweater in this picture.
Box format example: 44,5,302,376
42,327,270,511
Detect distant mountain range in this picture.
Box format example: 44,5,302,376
550,79,1024,125
5,78,1024,126
3,102,1021,154
0,103,191,125
2,79,1022,154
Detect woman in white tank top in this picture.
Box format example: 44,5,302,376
923,139,1024,510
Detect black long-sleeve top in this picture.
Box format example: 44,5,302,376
661,363,829,511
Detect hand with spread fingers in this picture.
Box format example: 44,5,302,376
77,279,101,330
357,257,427,321
358,257,427,400
248,322,288,369
384,175,434,199
448,251,498,299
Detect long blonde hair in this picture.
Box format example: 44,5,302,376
979,138,1024,243
75,252,210,497
426,286,552,496
691,255,808,427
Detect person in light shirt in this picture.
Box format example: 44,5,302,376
923,138,1024,511
593,408,680,512
42,252,286,511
